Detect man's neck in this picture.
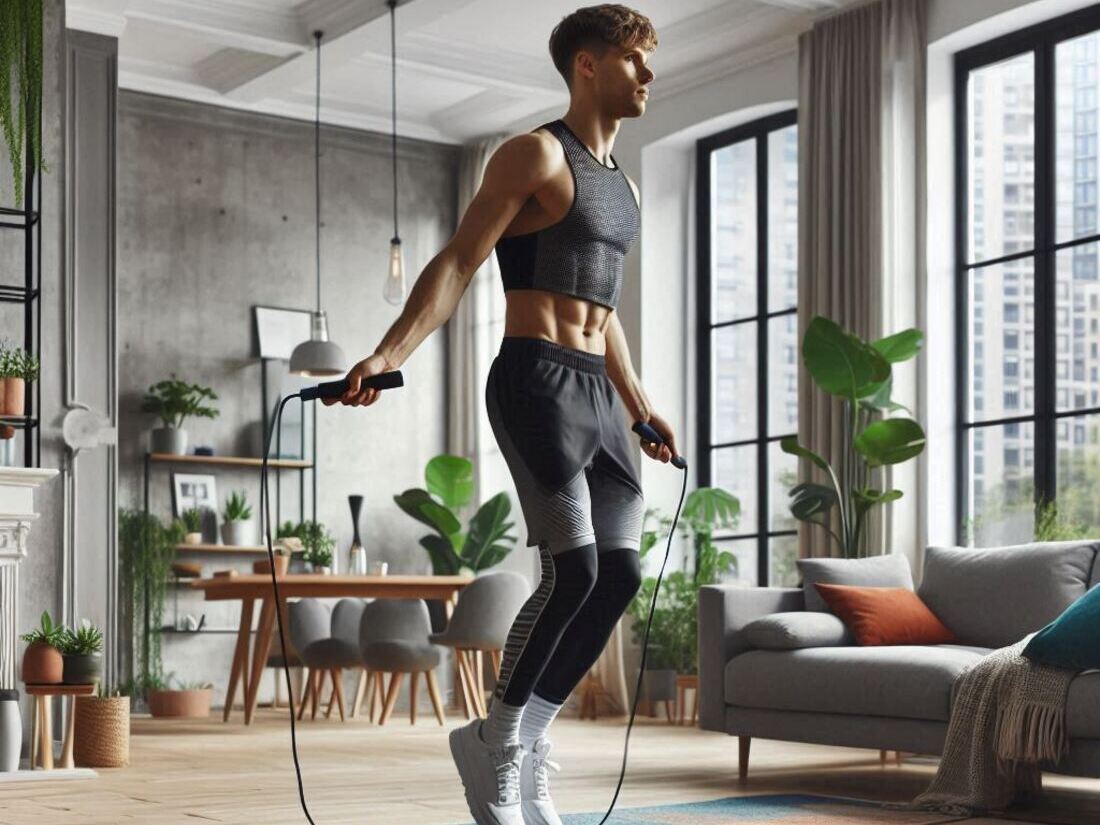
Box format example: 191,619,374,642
560,105,620,168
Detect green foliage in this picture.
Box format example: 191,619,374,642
0,340,39,381
394,454,517,574
280,519,334,566
141,374,219,430
1034,495,1092,541
19,609,66,648
181,507,202,533
303,533,335,568
0,0,44,205
781,316,925,558
222,490,252,523
60,618,103,655
626,488,741,675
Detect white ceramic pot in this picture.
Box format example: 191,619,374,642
184,532,203,545
0,690,21,772
151,427,187,455
221,519,257,547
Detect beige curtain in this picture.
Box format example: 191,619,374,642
796,0,926,561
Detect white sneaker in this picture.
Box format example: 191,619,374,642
520,737,563,825
449,718,526,825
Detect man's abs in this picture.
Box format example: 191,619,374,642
502,288,611,355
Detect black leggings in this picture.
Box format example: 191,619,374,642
492,543,642,707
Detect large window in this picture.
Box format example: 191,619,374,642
697,111,799,587
957,6,1100,545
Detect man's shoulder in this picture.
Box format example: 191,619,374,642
485,129,564,187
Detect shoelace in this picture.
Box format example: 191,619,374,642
491,745,523,806
531,753,561,800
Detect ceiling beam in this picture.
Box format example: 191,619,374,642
751,0,844,10
125,0,306,57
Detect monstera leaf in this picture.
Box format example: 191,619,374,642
853,418,926,467
425,455,474,511
802,317,890,402
393,488,462,537
461,493,517,571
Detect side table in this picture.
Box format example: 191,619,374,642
24,683,97,770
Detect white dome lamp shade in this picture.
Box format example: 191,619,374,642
291,30,346,378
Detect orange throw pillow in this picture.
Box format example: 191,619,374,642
813,583,957,646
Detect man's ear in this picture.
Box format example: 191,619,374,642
573,49,598,83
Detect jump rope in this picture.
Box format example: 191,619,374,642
259,372,688,825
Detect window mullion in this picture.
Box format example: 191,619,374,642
757,133,770,587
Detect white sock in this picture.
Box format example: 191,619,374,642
480,699,524,747
519,693,564,748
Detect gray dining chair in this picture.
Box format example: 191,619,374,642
289,599,362,722
428,571,530,719
358,599,447,726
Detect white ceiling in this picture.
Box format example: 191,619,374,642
66,0,854,144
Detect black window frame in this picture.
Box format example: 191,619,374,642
696,109,798,586
955,4,1100,545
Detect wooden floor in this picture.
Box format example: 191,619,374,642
2,706,1100,825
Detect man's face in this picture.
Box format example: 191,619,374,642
586,43,655,118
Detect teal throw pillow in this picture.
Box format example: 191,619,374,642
1022,584,1100,671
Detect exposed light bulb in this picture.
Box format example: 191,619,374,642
383,237,406,305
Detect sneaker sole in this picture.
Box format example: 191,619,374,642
449,725,490,825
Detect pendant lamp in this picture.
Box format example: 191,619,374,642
382,0,407,305
290,30,347,377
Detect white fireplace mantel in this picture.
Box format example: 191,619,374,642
0,467,59,689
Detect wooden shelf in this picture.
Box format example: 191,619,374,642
175,543,281,554
148,453,311,469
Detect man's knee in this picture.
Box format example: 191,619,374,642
548,542,599,610
599,547,642,606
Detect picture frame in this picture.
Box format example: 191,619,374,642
172,472,219,544
252,305,313,361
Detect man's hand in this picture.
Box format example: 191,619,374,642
322,352,393,407
639,411,679,464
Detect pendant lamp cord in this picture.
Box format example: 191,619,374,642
314,30,323,312
389,0,399,242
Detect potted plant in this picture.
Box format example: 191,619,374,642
0,341,40,439
141,374,219,456
781,316,925,559
74,681,130,768
19,609,66,684
0,0,44,206
181,507,204,545
302,532,335,574
60,618,104,685
147,672,214,719
220,490,256,547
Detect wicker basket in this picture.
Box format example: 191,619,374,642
73,694,130,767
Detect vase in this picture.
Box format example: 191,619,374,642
253,556,289,577
62,652,103,685
21,642,63,684
151,427,187,455
184,532,203,545
74,694,129,767
221,519,257,547
347,494,366,574
0,689,20,772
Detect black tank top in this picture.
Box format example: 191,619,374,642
494,119,640,311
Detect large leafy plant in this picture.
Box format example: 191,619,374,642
141,374,219,430
0,1,44,204
781,316,925,559
394,455,517,574
625,488,740,675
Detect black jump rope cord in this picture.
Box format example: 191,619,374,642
262,391,686,825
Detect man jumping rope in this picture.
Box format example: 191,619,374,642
325,6,676,824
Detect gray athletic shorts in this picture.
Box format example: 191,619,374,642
485,336,646,555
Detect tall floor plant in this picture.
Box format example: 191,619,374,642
0,0,44,204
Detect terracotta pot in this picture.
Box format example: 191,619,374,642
21,642,63,684
252,555,289,577
74,695,130,767
148,688,212,719
0,377,25,417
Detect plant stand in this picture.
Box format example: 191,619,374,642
24,684,96,770
577,672,614,720
676,674,699,726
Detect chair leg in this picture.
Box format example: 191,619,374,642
455,649,477,719
297,669,314,721
311,669,324,720
425,670,446,726
490,649,501,680
352,669,367,719
465,650,488,717
379,672,404,725
739,736,751,780
330,669,346,721
879,749,888,765
409,671,420,725
372,671,384,723
326,669,339,719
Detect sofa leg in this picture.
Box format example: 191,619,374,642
738,736,751,780
880,749,887,765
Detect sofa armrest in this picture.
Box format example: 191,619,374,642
697,585,804,732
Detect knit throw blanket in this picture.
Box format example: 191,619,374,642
891,636,1077,817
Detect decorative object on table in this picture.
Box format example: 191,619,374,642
220,489,257,547
74,682,130,768
382,0,406,304
0,688,21,772
368,560,388,577
19,609,66,684
254,555,290,577
145,672,214,719
781,316,924,559
282,519,335,573
0,340,39,440
180,506,203,545
193,445,214,456
171,472,219,543
60,618,104,685
141,374,219,456
289,31,346,378
347,494,367,574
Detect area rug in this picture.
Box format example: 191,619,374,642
452,793,974,824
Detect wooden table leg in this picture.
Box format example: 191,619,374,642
245,597,277,725
31,696,39,768
60,696,76,769
40,696,54,770
224,597,255,722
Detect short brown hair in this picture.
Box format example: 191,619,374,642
549,5,657,86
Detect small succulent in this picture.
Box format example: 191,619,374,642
19,610,67,648
61,618,104,655
174,678,213,690
181,507,203,533
222,490,252,523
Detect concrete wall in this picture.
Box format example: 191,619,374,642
115,91,460,706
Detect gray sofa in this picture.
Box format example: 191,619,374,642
698,540,1100,780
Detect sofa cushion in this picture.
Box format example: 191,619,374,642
1067,672,1100,739
1024,584,1100,671
814,584,957,646
741,611,854,650
725,644,991,722
918,542,1100,649
797,554,914,613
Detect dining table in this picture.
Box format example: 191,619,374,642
190,573,475,725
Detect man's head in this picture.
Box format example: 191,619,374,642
549,5,657,118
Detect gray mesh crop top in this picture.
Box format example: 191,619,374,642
495,119,640,311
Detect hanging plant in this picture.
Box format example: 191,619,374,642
0,0,44,205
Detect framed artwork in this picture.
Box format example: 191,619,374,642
253,305,312,360
172,472,219,543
